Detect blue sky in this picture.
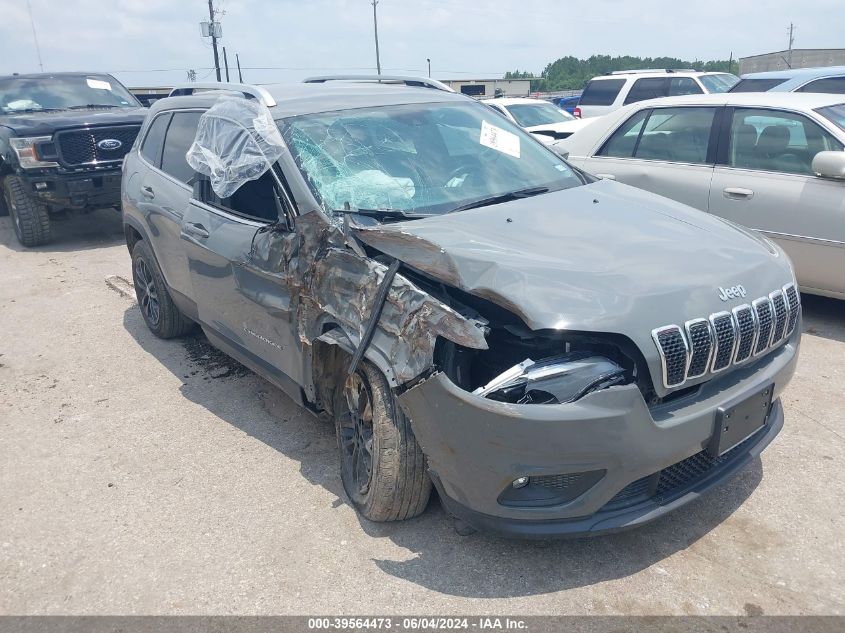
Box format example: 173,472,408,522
1,0,843,87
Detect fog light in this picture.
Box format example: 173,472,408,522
34,182,48,190
512,476,530,489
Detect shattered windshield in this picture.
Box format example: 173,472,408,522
280,101,584,217
0,75,139,114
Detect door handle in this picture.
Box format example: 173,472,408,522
184,222,210,239
723,187,754,200
141,185,155,199
594,173,617,181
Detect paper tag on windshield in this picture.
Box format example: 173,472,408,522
479,120,520,158
86,78,112,91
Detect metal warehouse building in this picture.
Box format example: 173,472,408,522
440,78,531,98
739,48,845,74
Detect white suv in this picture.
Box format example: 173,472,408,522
575,69,738,119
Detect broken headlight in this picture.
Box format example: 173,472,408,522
472,351,627,404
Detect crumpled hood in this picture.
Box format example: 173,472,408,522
0,107,147,136
354,179,796,393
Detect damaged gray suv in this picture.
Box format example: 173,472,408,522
121,77,801,537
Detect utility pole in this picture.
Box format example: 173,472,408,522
208,0,222,81
222,46,230,82
371,0,381,75
26,0,44,72
236,53,243,83
787,23,795,69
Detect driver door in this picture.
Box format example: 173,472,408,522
181,173,302,385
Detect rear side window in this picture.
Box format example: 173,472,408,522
579,79,625,106
624,78,667,105
796,77,845,94
729,78,788,92
668,77,703,96
597,109,649,157
635,107,716,163
160,111,203,184
599,107,716,164
140,114,170,166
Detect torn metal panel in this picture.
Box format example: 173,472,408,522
249,210,487,385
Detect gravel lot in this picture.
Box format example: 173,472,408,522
1,210,843,615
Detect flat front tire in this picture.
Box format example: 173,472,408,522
334,360,431,522
3,176,51,247
131,239,193,339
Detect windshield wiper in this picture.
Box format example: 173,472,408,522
1,107,66,114
449,186,550,213
67,104,121,109
336,208,431,222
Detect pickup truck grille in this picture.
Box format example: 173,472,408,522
652,283,799,389
55,126,140,167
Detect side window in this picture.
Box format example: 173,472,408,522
669,77,704,96
579,79,625,106
624,78,667,105
597,109,650,157
140,114,170,166
728,108,844,175
796,77,845,94
634,107,716,163
161,111,203,184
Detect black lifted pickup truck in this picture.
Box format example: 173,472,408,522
0,72,147,246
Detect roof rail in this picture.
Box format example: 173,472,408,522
168,82,277,107
303,75,455,93
607,68,698,75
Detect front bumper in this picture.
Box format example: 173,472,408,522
18,168,123,210
398,333,799,538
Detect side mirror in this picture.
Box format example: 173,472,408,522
812,151,845,180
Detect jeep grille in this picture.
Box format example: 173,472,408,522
55,126,140,167
652,283,799,389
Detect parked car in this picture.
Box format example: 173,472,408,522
122,77,800,538
730,66,845,94
553,92,845,299
483,97,595,143
0,72,147,246
574,69,739,119
548,94,581,115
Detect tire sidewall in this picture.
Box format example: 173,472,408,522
132,241,166,335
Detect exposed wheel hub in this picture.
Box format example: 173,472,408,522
340,372,374,496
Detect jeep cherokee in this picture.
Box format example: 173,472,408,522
121,77,800,538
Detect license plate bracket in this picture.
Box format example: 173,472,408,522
708,383,774,457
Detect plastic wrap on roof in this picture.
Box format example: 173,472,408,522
186,96,287,199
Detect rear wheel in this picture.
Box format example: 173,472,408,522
3,176,52,246
131,239,194,338
334,360,432,522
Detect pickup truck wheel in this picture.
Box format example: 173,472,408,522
335,361,432,522
131,240,193,339
3,176,52,247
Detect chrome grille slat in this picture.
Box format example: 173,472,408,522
784,283,800,335
770,290,788,344
753,298,774,356
652,325,690,388
653,285,800,389
732,305,756,363
709,312,737,373
684,319,713,379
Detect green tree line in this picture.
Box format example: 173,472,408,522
505,55,739,92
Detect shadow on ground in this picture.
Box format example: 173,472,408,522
0,208,124,253
800,293,845,344
120,304,776,598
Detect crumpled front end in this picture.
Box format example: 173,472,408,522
398,329,798,538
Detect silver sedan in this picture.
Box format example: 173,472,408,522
554,92,845,299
